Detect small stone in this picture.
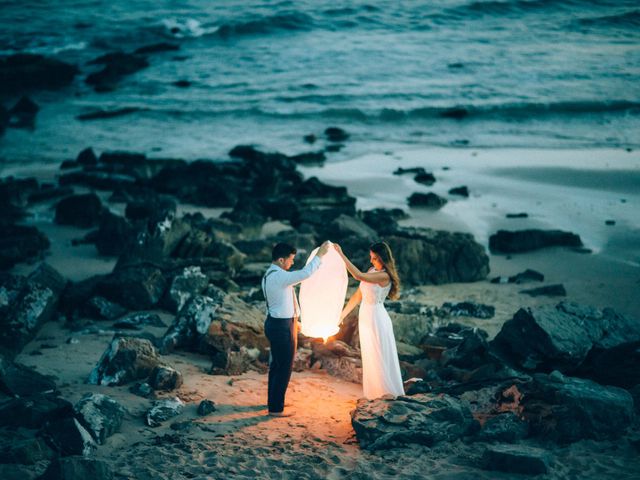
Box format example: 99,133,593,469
197,399,216,416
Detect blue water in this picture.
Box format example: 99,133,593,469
1,0,639,163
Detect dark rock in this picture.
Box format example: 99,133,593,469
146,397,184,427
74,393,126,444
8,96,39,128
414,172,436,186
86,52,149,92
359,208,408,235
383,228,489,285
0,224,50,270
491,269,544,284
0,54,78,92
76,147,98,166
441,327,491,370
113,312,165,330
0,105,8,135
128,382,153,398
0,263,66,358
0,393,73,428
506,212,528,218
441,107,469,119
489,229,582,253
148,365,183,391
289,151,326,165
394,167,428,176
95,265,167,310
92,212,134,256
408,192,447,209
440,302,495,319
197,399,216,416
42,417,97,457
327,214,377,242
125,194,177,223
303,134,316,144
325,144,343,152
605,219,616,226
522,371,634,443
520,284,566,297
324,127,349,142
482,444,550,475
310,341,362,383
88,336,161,386
351,393,478,450
160,294,221,354
163,266,209,313
39,456,114,480
80,296,127,320
476,412,529,443
0,435,53,464
449,186,469,197
55,193,104,228
28,185,74,204
0,356,56,396
172,80,191,88
76,107,141,121
134,43,180,54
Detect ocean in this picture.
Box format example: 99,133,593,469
1,0,639,164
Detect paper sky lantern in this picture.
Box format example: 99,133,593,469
299,242,348,341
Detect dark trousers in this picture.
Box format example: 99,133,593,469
264,315,297,413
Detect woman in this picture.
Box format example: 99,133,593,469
334,241,405,399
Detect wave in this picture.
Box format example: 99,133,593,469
215,12,314,38
138,100,640,123
576,10,640,29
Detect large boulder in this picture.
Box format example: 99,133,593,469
0,54,78,92
95,265,167,310
73,393,126,444
54,193,104,228
163,265,209,313
489,229,582,253
351,393,478,450
0,264,66,358
491,302,640,377
522,372,635,443
0,393,73,429
0,356,57,397
88,337,161,386
310,340,362,383
0,224,50,269
41,417,97,457
383,228,489,285
160,294,221,354
39,457,114,480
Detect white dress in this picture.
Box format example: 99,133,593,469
358,271,405,400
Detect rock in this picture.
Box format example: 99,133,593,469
76,147,98,166
383,228,489,285
55,193,104,228
8,96,39,128
39,457,114,480
95,265,167,310
605,219,616,226
0,393,73,428
0,105,8,135
0,263,66,358
197,399,216,416
491,302,640,375
393,167,427,176
522,372,634,443
0,356,56,396
172,80,191,88
148,365,183,391
408,192,447,209
441,107,469,119
163,266,209,313
0,54,78,92
160,294,221,354
28,185,74,204
489,229,582,253
112,312,165,330
327,214,377,242
414,172,436,186
210,346,263,376
440,301,495,319
88,336,161,386
128,382,153,398
482,444,550,475
134,43,180,54
324,127,349,142
289,151,326,165
0,435,53,464
520,284,566,297
92,212,135,256
449,186,469,197
86,52,149,92
506,212,528,218
440,327,492,370
476,412,529,443
491,269,544,284
77,108,142,121
42,417,97,457
311,341,362,383
351,393,478,450
0,464,38,480
303,134,316,144
73,393,126,444
146,397,184,427
0,224,50,269
359,208,408,235
80,296,127,320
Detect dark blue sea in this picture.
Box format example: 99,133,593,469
1,0,639,163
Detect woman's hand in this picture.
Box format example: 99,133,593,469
333,243,344,256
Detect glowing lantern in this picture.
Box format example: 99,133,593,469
299,242,348,341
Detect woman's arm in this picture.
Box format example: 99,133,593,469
340,287,362,321
333,244,390,286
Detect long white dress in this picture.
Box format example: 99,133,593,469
358,271,405,400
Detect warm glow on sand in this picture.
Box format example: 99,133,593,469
299,242,348,340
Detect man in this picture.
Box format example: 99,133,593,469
262,241,330,417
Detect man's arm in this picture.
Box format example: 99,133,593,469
281,256,322,287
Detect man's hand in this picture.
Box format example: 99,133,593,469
316,240,330,257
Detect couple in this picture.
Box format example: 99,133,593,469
261,240,404,417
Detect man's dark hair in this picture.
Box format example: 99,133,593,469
272,242,296,261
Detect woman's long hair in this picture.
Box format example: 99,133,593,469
370,241,401,300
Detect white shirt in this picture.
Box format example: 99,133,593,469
263,256,322,318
